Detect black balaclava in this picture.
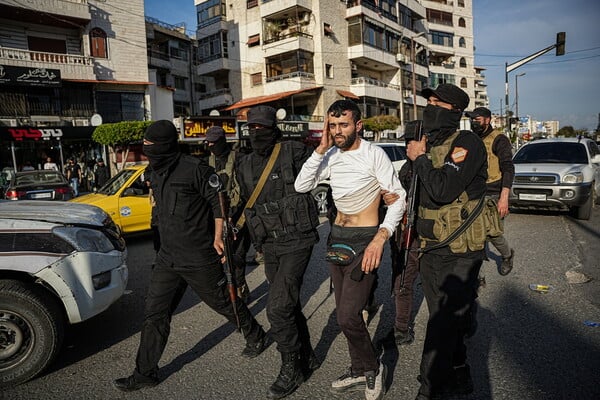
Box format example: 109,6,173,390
422,104,463,145
143,120,180,173
209,136,229,157
249,127,277,156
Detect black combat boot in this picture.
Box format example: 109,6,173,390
267,351,304,399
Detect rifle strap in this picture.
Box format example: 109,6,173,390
419,194,486,253
235,142,281,230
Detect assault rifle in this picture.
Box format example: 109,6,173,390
209,176,241,331
398,120,423,292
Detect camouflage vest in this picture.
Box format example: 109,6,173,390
482,129,503,184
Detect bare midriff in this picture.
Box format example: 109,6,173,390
334,195,381,228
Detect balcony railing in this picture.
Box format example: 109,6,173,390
0,47,93,66
266,71,314,83
197,88,231,100
350,76,400,91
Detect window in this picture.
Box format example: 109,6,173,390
247,34,260,47
427,9,453,26
325,64,333,79
324,23,334,37
429,30,454,47
174,101,190,117
198,31,228,63
197,0,226,27
174,76,187,90
251,72,262,86
170,43,190,61
459,37,466,48
399,5,413,30
89,28,108,58
96,92,144,123
266,50,314,81
458,0,465,7
458,18,466,28
459,57,467,68
460,78,467,88
28,36,67,54
430,73,455,87
348,17,362,46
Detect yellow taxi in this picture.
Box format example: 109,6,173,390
71,165,152,234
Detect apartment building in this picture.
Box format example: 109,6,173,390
195,0,429,140
0,0,149,170
194,0,482,139
473,66,489,109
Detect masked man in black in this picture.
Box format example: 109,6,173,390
113,120,266,392
235,106,321,399
403,84,488,400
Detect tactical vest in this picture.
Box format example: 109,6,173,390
419,131,487,254
209,151,240,208
239,143,319,245
482,129,502,184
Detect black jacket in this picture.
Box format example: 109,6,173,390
150,154,223,267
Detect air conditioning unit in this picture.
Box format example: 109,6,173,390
396,54,408,64
73,119,90,127
0,119,18,127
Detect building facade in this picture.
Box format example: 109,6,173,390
0,0,149,171
194,0,482,138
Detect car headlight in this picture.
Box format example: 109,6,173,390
562,171,583,184
53,227,115,253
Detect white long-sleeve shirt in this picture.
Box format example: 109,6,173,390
295,139,406,236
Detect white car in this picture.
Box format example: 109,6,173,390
0,201,128,387
509,137,600,220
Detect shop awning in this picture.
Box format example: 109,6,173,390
223,86,322,110
336,89,360,100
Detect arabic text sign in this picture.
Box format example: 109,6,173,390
182,117,238,141
0,65,61,87
6,128,63,141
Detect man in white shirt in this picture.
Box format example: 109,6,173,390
43,157,58,171
295,100,406,400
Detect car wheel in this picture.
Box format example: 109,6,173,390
311,185,329,216
0,280,64,387
572,186,594,220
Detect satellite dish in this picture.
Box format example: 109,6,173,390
209,109,221,116
90,114,103,127
276,108,287,121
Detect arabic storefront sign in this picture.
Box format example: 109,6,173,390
1,127,63,141
238,121,309,139
0,65,61,87
182,117,238,141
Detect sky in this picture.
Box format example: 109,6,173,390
144,0,600,131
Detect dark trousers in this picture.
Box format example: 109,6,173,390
134,261,263,379
417,253,482,397
391,237,420,331
233,226,252,286
263,244,314,354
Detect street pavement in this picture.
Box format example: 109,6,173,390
3,208,600,400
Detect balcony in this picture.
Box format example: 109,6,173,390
197,56,230,76
262,33,314,58
348,45,399,71
0,47,95,80
350,77,402,102
198,88,233,111
2,0,91,24
264,71,315,93
260,0,313,18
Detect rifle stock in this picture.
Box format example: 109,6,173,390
218,191,241,331
398,120,423,291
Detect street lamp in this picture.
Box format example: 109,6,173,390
411,32,425,120
515,72,526,122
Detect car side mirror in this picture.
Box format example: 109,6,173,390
591,154,600,164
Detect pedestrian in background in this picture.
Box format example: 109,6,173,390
43,157,58,171
295,100,406,400
205,126,251,302
113,120,266,392
404,84,487,400
235,106,321,399
466,107,515,276
94,158,110,189
65,158,81,197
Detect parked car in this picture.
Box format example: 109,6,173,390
509,137,600,220
0,200,128,387
310,141,407,216
3,170,73,201
71,165,151,234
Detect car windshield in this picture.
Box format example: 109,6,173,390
97,169,137,196
15,171,67,185
513,142,588,164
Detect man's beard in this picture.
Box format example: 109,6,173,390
334,130,357,150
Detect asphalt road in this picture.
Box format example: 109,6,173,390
3,207,600,400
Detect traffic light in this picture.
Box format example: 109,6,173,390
556,32,566,56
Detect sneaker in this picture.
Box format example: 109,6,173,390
331,368,366,393
241,333,266,358
499,249,515,276
394,328,414,346
113,375,159,392
365,363,387,400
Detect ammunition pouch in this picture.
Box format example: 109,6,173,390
245,193,319,245
483,197,503,237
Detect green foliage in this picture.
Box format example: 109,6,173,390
362,115,401,133
557,125,576,137
92,121,153,147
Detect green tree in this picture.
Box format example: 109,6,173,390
92,121,153,171
557,125,576,137
362,115,401,141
